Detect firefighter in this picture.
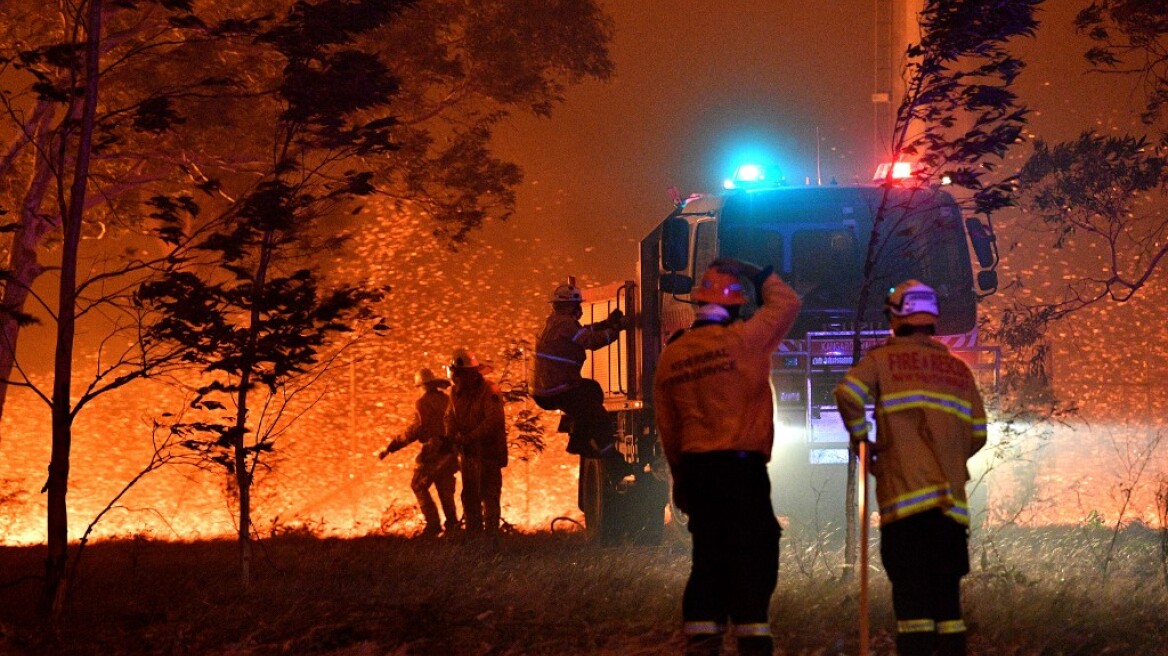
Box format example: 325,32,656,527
377,368,460,538
532,278,630,457
445,347,508,537
833,280,987,656
653,258,800,656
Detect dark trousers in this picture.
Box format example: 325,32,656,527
533,380,616,456
675,451,780,655
880,509,970,656
411,459,458,532
460,455,503,534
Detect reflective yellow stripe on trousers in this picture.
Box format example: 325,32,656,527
733,623,772,637
683,621,721,636
898,618,936,634
936,619,966,634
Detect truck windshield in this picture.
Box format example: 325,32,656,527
718,186,976,336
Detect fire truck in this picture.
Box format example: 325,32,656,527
574,163,1000,544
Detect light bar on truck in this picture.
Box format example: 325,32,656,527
723,163,782,190
872,161,917,181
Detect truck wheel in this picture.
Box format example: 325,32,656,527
578,456,604,542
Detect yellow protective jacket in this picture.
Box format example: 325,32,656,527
533,313,621,396
653,273,801,467
390,389,456,467
447,375,509,468
834,333,988,527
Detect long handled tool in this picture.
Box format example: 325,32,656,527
857,439,871,656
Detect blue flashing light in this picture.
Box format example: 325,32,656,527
724,163,781,190
736,163,765,182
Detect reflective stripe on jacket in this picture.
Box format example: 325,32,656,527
533,314,620,396
834,333,987,526
653,273,801,467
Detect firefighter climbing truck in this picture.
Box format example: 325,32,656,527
575,164,1000,543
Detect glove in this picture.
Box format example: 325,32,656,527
378,440,404,459
606,309,624,330
751,265,774,305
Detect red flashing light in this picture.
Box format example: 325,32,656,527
872,161,918,181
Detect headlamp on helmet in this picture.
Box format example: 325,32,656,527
885,279,939,324
691,269,747,306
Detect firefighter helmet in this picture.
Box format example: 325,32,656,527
414,367,450,388
449,347,492,373
549,283,583,303
885,279,939,325
691,268,748,305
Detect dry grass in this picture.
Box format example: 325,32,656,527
0,524,1165,655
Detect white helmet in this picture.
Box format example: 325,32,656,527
885,279,939,325
414,367,450,388
549,283,583,303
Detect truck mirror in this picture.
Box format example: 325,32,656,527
977,270,998,293
660,272,694,295
661,216,690,272
965,218,996,269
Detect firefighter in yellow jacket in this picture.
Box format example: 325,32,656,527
654,258,800,656
834,280,987,656
446,347,508,537
378,368,459,538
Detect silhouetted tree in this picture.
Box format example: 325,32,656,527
845,0,1040,579
1007,2,1168,328
0,0,613,606
2,0,216,617
0,0,614,418
1077,0,1168,128
132,0,414,587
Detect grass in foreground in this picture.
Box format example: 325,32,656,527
0,524,1165,655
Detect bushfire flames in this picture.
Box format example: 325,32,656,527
0,377,587,546
3,375,1167,547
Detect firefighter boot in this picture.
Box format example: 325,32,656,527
936,631,966,656
443,518,460,537
416,496,442,537
735,635,773,656
896,631,937,656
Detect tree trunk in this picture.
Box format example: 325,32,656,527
0,145,58,422
843,180,894,580
236,442,251,587
231,230,275,587
43,0,102,618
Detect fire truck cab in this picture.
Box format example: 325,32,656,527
574,164,1000,542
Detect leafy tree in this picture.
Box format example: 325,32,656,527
496,339,547,460
0,0,222,617
844,0,1040,581
1006,2,1168,329
0,0,612,606
1016,132,1167,318
1077,0,1168,128
0,0,273,422
132,0,417,588
0,0,615,419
